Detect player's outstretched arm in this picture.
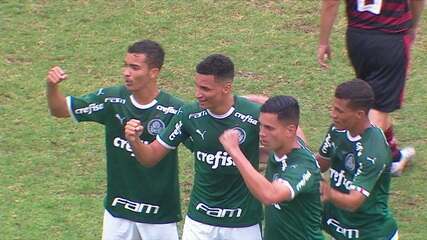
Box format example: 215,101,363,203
46,66,70,118
318,0,340,68
408,0,426,41
320,181,366,212
220,129,292,204
243,94,269,105
125,119,170,167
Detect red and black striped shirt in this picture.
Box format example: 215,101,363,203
345,0,413,33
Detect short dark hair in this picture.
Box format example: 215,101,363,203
261,95,300,126
335,79,375,113
127,40,165,69
196,54,234,82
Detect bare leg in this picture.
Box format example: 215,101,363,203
369,109,415,176
368,109,392,131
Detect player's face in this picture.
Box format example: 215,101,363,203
259,112,289,152
331,98,358,131
122,53,158,92
194,73,231,110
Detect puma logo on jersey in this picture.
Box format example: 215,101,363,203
115,114,126,125
96,88,104,95
196,129,206,140
366,156,376,164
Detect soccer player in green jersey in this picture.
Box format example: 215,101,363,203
220,95,324,240
47,40,183,240
316,79,398,239
125,54,263,240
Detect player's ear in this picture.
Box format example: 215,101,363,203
149,67,160,79
222,81,232,94
286,124,297,136
356,109,365,120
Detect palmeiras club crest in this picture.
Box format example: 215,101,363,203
344,153,356,171
232,127,246,144
147,119,165,136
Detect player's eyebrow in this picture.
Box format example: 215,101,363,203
334,106,344,113
261,123,274,130
123,61,141,68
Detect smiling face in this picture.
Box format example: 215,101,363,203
194,73,231,110
122,53,158,92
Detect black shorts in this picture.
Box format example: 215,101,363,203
346,27,411,112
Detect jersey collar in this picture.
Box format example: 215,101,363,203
130,95,158,109
206,107,235,119
346,131,362,142
274,153,288,162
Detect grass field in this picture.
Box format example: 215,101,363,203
1,1,426,239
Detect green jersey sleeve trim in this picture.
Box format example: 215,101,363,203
276,178,295,199
66,96,78,123
156,135,176,150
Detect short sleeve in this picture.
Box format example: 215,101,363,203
278,164,316,200
350,152,387,197
67,88,109,124
157,107,189,150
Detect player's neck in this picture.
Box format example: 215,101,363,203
209,94,234,115
275,136,300,158
131,83,160,105
349,119,371,137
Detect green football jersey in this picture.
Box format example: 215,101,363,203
319,125,397,239
67,86,184,223
264,139,324,240
158,96,262,227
